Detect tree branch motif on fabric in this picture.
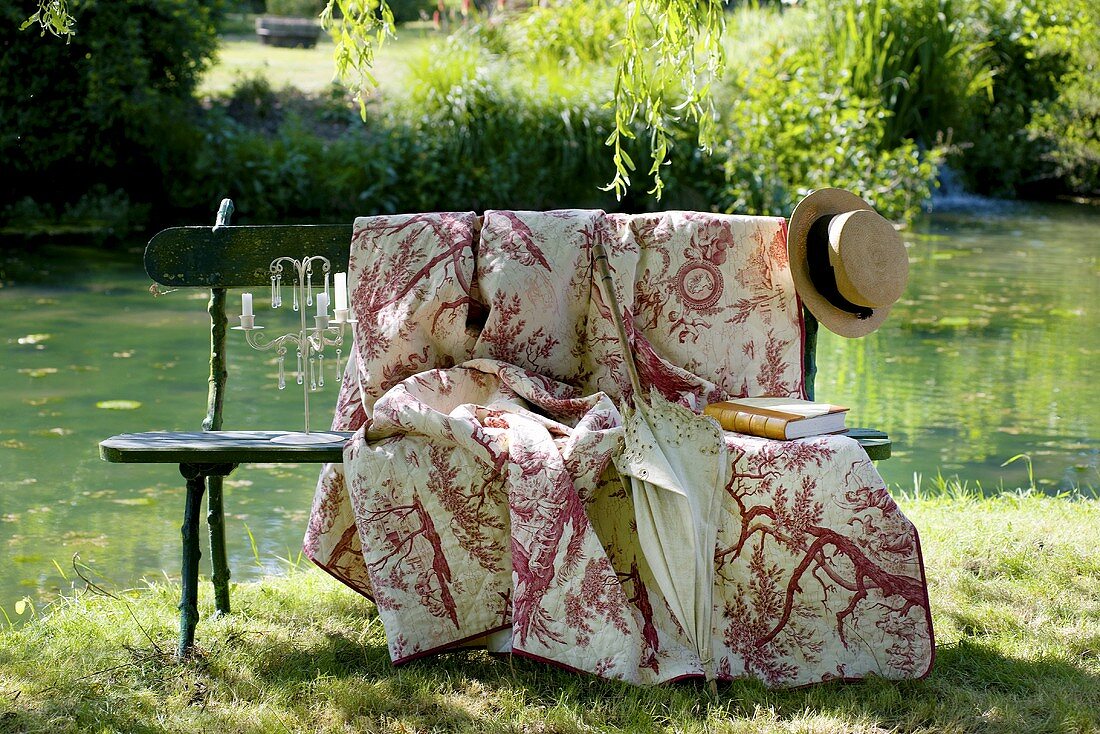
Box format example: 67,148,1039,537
507,440,591,648
714,438,929,683
564,556,633,648
351,213,476,370
479,292,561,373
425,443,507,574
482,211,553,271
359,476,461,630
755,330,797,397
618,561,661,673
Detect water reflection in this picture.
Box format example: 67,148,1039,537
815,203,1100,493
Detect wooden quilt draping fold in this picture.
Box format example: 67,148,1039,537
304,209,934,687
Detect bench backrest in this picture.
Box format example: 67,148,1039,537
144,200,822,433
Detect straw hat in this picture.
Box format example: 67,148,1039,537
787,188,909,338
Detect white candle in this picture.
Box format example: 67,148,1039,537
316,291,329,317
242,292,253,318
334,272,348,311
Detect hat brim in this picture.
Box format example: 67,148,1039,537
787,188,893,338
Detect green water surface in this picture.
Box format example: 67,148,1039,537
1,202,1097,614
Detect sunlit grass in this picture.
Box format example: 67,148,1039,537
199,31,439,97
1,494,1097,732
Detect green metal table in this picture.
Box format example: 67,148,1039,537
99,430,353,658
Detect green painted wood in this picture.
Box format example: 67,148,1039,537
802,306,819,402
207,481,231,616
847,427,891,461
100,431,353,464
206,200,234,616
144,224,353,287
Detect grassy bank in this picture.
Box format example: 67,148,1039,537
1,494,1098,733
198,33,438,97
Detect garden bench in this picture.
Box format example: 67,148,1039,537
99,199,891,660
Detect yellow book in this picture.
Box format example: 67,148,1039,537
704,397,849,440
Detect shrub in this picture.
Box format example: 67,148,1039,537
476,0,627,67
266,0,324,17
0,0,218,226
709,47,938,221
1032,1,1100,196
957,0,1083,197
385,0,436,24
806,0,993,150
183,55,678,222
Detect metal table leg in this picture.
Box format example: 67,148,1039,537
178,464,206,658
177,462,236,658
207,475,231,616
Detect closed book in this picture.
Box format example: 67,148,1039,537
703,397,849,440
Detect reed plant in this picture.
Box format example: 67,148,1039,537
806,0,994,150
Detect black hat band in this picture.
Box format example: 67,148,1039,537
807,215,873,320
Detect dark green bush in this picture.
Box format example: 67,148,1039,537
0,0,218,226
957,0,1082,197
384,0,435,24
183,60,679,222
266,0,324,17
1033,1,1100,197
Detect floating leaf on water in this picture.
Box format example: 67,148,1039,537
111,497,154,506
31,428,72,438
96,400,142,410
0,439,28,449
18,368,58,378
112,351,134,359
16,333,50,345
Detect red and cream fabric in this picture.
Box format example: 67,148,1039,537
304,210,933,687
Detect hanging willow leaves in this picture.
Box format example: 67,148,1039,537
21,0,74,37
605,0,726,199
322,0,396,116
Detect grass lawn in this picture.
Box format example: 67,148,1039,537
1,493,1098,733
199,29,440,97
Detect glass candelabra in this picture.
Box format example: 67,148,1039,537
232,255,354,444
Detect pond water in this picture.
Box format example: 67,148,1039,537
1,202,1097,614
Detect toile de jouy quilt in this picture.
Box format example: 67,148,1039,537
303,209,934,687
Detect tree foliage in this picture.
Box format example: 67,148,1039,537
4,0,218,216
319,0,726,199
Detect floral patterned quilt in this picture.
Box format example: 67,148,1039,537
304,210,934,687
